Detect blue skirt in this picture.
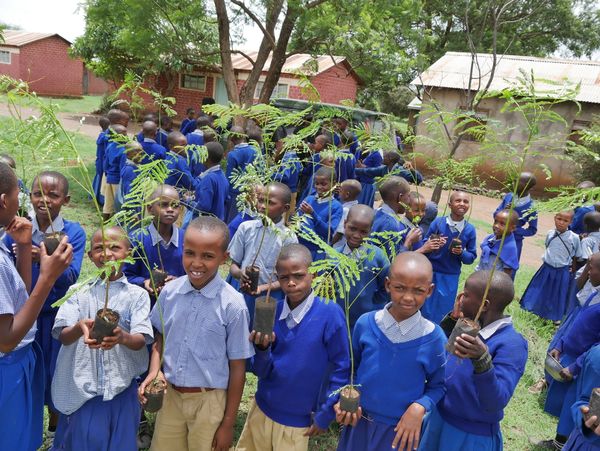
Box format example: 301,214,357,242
337,416,397,451
421,272,460,324
564,427,600,450
420,408,503,451
0,343,44,451
520,263,573,321
36,311,61,411
358,183,376,207
51,381,139,451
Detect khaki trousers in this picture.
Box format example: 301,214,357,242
101,175,117,214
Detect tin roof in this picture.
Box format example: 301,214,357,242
1,30,71,47
230,52,351,76
411,52,600,104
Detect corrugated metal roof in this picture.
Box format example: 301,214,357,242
230,51,347,76
1,30,70,47
411,52,600,104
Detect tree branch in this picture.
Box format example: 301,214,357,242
230,0,277,47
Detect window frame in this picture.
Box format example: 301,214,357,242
0,50,11,65
180,73,207,92
254,81,289,100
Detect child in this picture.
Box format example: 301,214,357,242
333,179,362,244
185,142,229,223
229,183,298,320
476,209,520,278
521,210,582,321
335,252,446,451
355,149,382,207
93,116,110,204
493,172,538,261
0,153,31,218
118,141,143,209
140,120,167,164
0,162,72,451
186,116,212,147
226,126,257,221
236,244,350,451
158,116,173,148
570,181,596,235
580,211,600,261
179,107,196,135
139,217,254,451
228,184,265,239
402,192,427,234
102,123,128,220
421,190,477,324
421,270,528,451
333,205,390,330
298,167,343,258
272,147,303,219
124,184,185,301
51,226,152,450
164,131,195,192
370,176,421,258
4,171,86,440
334,130,357,183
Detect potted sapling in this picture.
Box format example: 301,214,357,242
586,388,600,429
36,176,66,255
253,271,277,337
91,258,122,343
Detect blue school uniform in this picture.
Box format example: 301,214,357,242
420,318,528,451
571,205,595,235
228,211,254,240
494,193,537,260
180,118,194,134
104,139,125,185
186,129,205,147
521,229,582,321
93,130,107,204
421,217,477,324
118,159,137,208
164,152,195,191
476,233,519,278
355,150,382,206
334,131,359,154
226,143,257,221
370,204,409,259
157,128,169,148
297,195,343,259
187,165,229,222
252,294,350,429
140,138,167,164
338,310,446,451
332,243,390,330
273,150,302,194
0,240,44,451
334,149,356,183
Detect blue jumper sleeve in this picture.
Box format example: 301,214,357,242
313,202,342,243
194,177,216,215
252,347,275,379
460,224,478,265
354,165,389,178
52,224,86,292
414,328,446,411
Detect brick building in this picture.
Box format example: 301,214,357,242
0,30,108,97
153,52,361,119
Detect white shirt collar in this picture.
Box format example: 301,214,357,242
199,165,220,178
379,203,398,218
143,137,156,143
446,216,465,232
400,215,417,229
343,200,359,209
479,316,512,340
32,214,65,242
515,194,531,208
279,291,315,327
191,129,204,136
316,196,333,204
381,303,423,335
148,221,179,248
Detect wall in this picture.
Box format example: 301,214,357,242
155,73,216,119
0,47,21,79
86,70,109,95
300,64,359,104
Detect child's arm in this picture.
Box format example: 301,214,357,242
518,210,538,238
459,225,478,264
139,332,167,405
312,202,343,242
213,359,245,451
193,178,215,215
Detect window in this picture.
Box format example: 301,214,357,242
568,120,590,147
0,51,10,64
180,74,206,91
458,107,489,142
255,81,289,99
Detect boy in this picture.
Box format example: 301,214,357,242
298,167,343,258
180,107,196,135
186,116,212,147
333,205,390,330
139,217,254,451
140,121,167,164
402,192,426,236
370,176,421,258
0,162,73,451
93,116,110,204
102,123,128,220
51,226,152,450
334,130,357,183
229,183,298,320
158,116,173,148
421,270,528,450
124,184,185,300
493,172,538,261
570,181,596,235
354,149,382,207
236,244,350,451
333,179,362,245
580,211,600,261
226,126,257,221
272,146,303,219
476,209,520,278
164,131,195,192
421,190,477,323
118,141,143,209
187,142,229,222
4,171,86,441
335,252,446,451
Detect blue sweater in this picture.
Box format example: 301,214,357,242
353,312,447,425
4,219,86,315
226,143,257,196
370,206,409,257
569,344,600,447
191,167,229,221
439,323,528,436
140,139,167,164
120,159,137,201
186,131,204,147
104,140,125,184
298,195,342,256
425,217,477,274
355,150,382,185
556,302,600,376
494,193,538,243
253,297,350,428
95,131,107,176
273,151,302,193
180,118,194,134
332,243,390,329
572,205,595,235
478,233,520,273
165,152,195,191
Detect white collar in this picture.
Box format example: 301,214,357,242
279,292,315,326
400,215,417,229
343,200,359,209
479,316,512,340
316,196,333,204
379,203,398,218
148,221,179,248
191,129,204,136
143,137,156,143
199,165,220,178
515,194,531,208
381,304,422,335
446,216,465,232
32,214,65,243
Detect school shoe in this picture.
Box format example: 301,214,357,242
536,439,564,450
528,378,548,394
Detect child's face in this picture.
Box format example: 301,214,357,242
88,229,130,274
588,256,600,286
276,257,313,304
385,265,433,320
183,228,228,290
339,186,352,203
257,187,289,222
31,175,69,221
448,192,470,219
344,214,372,249
313,138,326,153
406,198,426,223
149,194,181,226
314,176,331,196
171,137,188,156
492,211,514,238
554,212,573,233
188,110,196,119
459,277,485,320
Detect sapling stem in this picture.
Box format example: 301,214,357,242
37,176,56,235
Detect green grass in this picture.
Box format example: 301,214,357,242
0,94,103,115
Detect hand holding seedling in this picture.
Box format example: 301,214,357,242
549,348,561,361
79,318,101,349
39,235,73,281
334,402,362,427
240,268,252,293
249,330,276,350
453,333,487,359
355,159,366,168
559,367,573,381
5,216,32,245
300,201,314,215
139,371,167,405
392,402,425,450
450,243,463,255
581,406,600,435
100,327,123,350
419,237,442,253
404,228,423,248
304,423,327,437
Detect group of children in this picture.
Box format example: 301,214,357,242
0,103,599,451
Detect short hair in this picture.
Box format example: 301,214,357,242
577,181,595,190
111,124,127,136
125,140,143,157
32,171,69,195
229,126,247,144
98,116,110,130
91,225,130,248
383,151,401,165
584,211,600,232
186,107,195,115
196,116,212,128
202,97,215,106
449,190,469,202
150,184,179,202
340,130,355,147
160,115,172,128
247,127,263,144
206,141,224,164
347,204,375,225
268,182,292,205
203,129,216,143
315,166,335,180
390,251,433,283
408,191,425,204
0,154,16,169
518,172,537,188
187,216,229,251
341,179,362,199
468,270,514,312
107,109,129,125
142,120,157,136
277,243,313,267
496,208,519,227
0,162,17,195
316,134,332,146
167,131,186,148
379,176,410,202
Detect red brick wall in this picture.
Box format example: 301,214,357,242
155,74,216,119
19,36,84,96
308,65,358,104
87,71,109,95
0,50,21,79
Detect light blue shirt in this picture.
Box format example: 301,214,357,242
543,229,582,268
228,219,298,285
374,304,434,343
31,214,65,244
150,274,254,388
279,292,316,329
51,276,153,415
148,221,180,249
581,232,600,260
336,200,359,234
0,240,35,357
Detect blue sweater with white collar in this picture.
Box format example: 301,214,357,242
425,217,477,274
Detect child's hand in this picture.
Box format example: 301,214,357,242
559,367,573,381
79,319,101,349
100,327,123,350
581,405,600,436
164,275,177,284
453,333,488,359
249,330,276,350
300,201,313,215
304,423,327,437
138,371,167,405
450,244,463,255
212,422,234,451
392,402,425,450
356,159,366,168
334,402,362,427
405,228,422,248
240,268,252,293
5,216,32,245
39,236,73,281
143,279,156,295
549,348,561,360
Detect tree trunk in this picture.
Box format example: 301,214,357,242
214,0,240,105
